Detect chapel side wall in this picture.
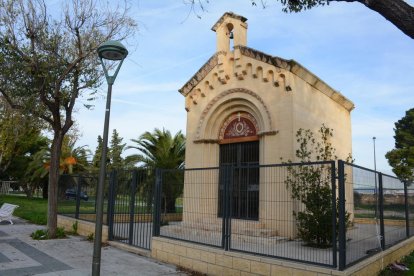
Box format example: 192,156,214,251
290,73,354,217
290,75,352,161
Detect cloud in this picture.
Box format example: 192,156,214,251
113,81,183,96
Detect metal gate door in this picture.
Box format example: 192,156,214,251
107,169,154,250
219,141,259,220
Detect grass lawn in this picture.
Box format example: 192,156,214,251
0,194,98,225
1,193,182,225
58,200,97,214
379,249,414,275
0,194,48,225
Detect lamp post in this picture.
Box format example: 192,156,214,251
92,40,128,276
373,137,378,218
373,137,377,173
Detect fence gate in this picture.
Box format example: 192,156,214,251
107,169,154,250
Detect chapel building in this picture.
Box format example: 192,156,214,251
178,12,354,237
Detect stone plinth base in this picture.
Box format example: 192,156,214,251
57,215,108,242
152,236,414,275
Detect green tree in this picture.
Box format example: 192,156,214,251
284,125,351,247
0,98,43,176
386,108,414,182
191,0,414,39
4,130,49,198
0,0,136,237
127,129,185,213
92,135,103,169
108,129,126,171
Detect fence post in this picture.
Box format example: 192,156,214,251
153,169,162,237
404,181,410,237
378,173,385,250
227,165,234,251
338,160,346,270
220,166,226,249
331,161,337,268
129,170,138,245
75,175,82,219
220,165,232,251
107,170,117,241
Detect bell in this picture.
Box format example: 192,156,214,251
229,31,234,39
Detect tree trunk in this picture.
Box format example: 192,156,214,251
341,0,414,39
47,132,63,238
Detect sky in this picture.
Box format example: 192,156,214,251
71,0,414,175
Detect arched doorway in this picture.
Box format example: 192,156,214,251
218,112,259,220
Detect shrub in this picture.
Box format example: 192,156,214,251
56,227,66,238
87,233,94,241
285,125,351,248
30,227,66,240
71,221,79,235
31,229,48,240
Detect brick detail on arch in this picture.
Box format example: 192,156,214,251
196,88,273,140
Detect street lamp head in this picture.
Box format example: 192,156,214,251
97,40,128,85
98,40,128,61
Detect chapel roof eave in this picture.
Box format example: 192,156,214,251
288,59,355,111
211,12,248,32
178,51,221,96
178,46,355,112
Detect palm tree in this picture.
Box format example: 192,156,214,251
128,129,185,169
36,135,91,175
26,135,91,199
127,128,185,213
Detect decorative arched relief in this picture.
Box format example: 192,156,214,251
204,81,213,91
242,63,252,77
264,70,274,83
253,66,263,79
273,73,291,91
190,91,198,105
195,88,275,141
219,112,259,140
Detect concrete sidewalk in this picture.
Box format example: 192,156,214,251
0,218,188,276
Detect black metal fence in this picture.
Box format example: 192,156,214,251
107,169,154,250
58,169,155,250
344,161,413,268
156,162,337,267
57,174,100,223
154,161,413,270
58,161,413,270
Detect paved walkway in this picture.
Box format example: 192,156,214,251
0,218,188,276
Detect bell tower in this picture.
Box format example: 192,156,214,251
211,12,248,53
